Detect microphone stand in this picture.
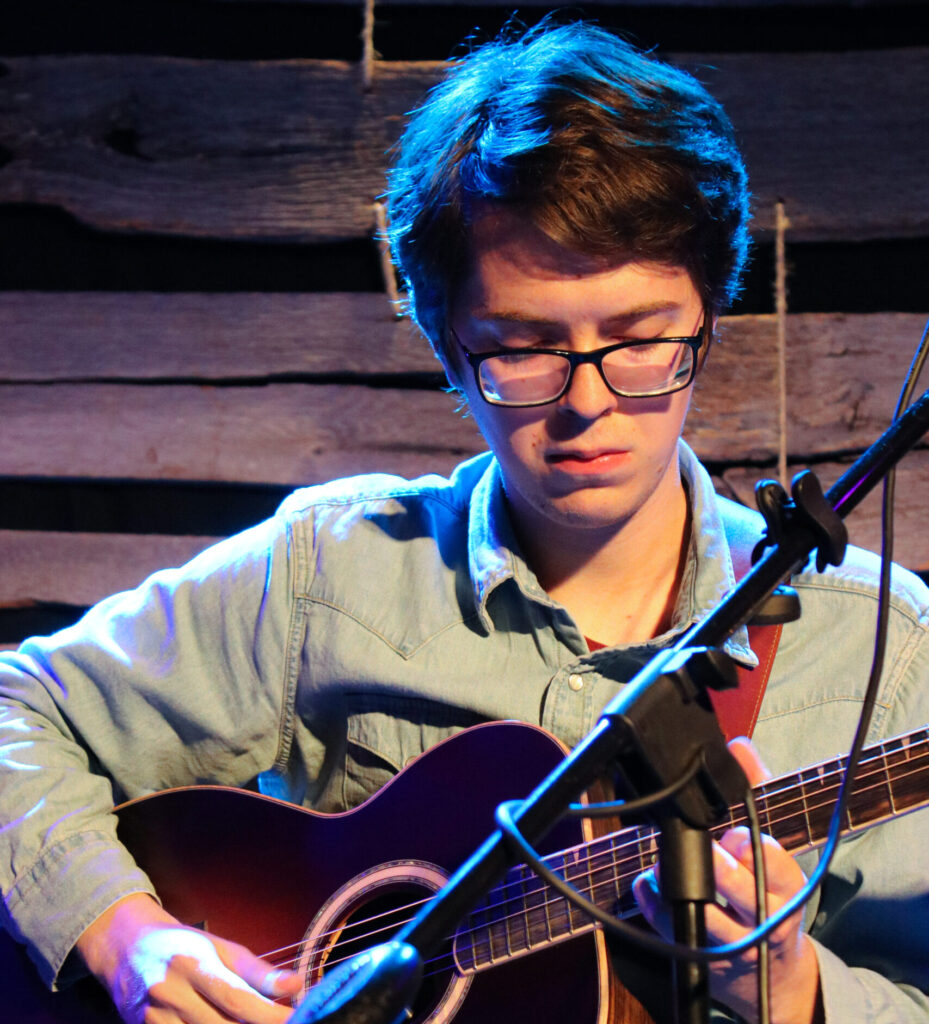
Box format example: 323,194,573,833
290,387,929,1024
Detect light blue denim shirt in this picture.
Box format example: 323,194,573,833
2,442,929,1023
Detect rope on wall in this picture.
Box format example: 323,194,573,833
361,0,376,91
373,199,403,314
775,200,790,489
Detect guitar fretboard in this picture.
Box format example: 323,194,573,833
453,725,929,973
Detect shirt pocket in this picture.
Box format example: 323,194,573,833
342,693,486,810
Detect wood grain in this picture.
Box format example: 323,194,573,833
1,51,926,242
0,292,438,380
782,313,929,454
2,310,927,475
3,309,929,619
693,312,929,461
0,531,222,607
0,382,487,484
719,452,929,573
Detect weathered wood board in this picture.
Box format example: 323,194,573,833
3,307,929,625
3,306,925,477
0,382,487,484
1,51,927,242
720,451,929,573
0,292,438,379
0,531,223,608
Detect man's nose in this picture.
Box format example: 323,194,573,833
557,360,617,419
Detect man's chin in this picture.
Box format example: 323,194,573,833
534,490,641,532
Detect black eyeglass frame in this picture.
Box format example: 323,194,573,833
450,321,710,408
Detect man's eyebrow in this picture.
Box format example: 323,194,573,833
472,300,686,328
600,300,686,325
470,310,560,328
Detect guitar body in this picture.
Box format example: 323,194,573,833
1,721,630,1024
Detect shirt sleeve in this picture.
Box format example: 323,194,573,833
749,551,929,1024
803,574,929,1024
807,773,929,1023
0,512,297,988
815,940,929,1023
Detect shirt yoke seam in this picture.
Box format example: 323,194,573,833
793,576,929,630
303,596,482,658
271,517,305,775
757,692,892,724
284,489,470,521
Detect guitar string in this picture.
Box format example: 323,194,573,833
272,786,929,984
259,744,929,975
256,731,927,969
256,744,929,981
262,744,929,979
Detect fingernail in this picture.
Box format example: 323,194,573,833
264,969,287,995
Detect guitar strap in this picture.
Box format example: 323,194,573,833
710,499,783,741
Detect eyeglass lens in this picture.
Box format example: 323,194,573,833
477,341,695,405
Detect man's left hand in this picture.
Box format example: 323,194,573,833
633,737,823,1024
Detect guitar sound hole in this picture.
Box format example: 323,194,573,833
298,860,472,1024
328,886,449,1020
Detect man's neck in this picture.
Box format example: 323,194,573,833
514,482,691,647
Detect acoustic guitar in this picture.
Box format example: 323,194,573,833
3,719,928,1024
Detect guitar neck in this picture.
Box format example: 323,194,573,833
726,724,929,854
456,725,929,972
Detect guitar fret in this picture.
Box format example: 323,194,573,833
500,875,516,958
757,772,809,852
456,915,476,973
549,892,569,939
883,739,900,817
800,768,815,848
564,848,583,932
848,758,892,828
892,728,929,814
512,866,531,954
587,840,615,913
542,854,558,943
610,834,624,912
488,915,507,963
462,902,488,971
524,863,551,949
761,779,775,837
462,871,517,970
807,759,837,842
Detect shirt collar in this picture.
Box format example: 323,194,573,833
676,440,756,667
467,456,555,630
465,443,757,665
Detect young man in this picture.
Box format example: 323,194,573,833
2,19,928,1024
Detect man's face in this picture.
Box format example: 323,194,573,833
447,208,704,549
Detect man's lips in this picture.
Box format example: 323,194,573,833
545,449,630,473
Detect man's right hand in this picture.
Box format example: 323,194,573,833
75,893,303,1024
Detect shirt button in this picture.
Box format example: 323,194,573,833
568,673,584,692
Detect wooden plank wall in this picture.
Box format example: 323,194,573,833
1,0,928,647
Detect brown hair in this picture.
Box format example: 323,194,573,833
385,19,750,359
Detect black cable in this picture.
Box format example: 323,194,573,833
564,752,702,818
745,784,770,1024
569,752,770,1021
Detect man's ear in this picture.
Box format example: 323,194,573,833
695,314,718,374
440,352,464,390
433,326,466,391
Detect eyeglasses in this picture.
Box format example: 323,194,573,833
451,325,706,408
